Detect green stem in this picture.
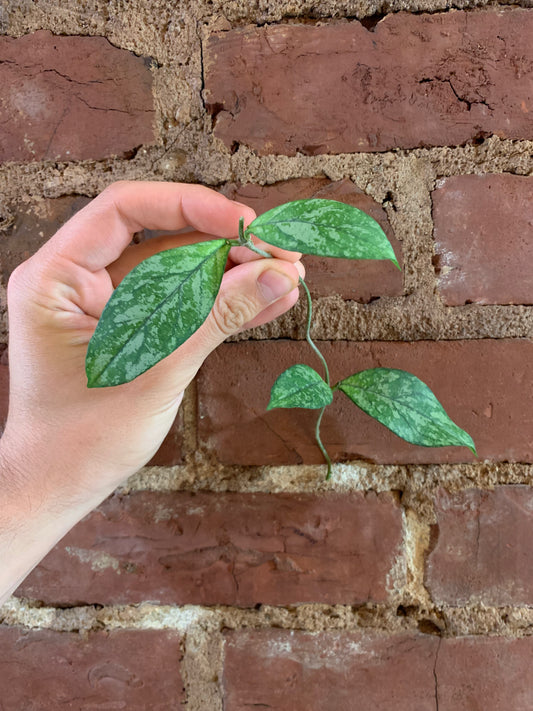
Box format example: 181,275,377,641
244,241,274,259
316,406,332,480
238,219,275,259
299,277,330,386
238,227,333,479
299,277,333,478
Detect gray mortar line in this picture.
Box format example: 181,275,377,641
5,2,531,43
228,140,533,187
121,461,533,497
0,138,530,203
2,598,533,637
202,2,533,25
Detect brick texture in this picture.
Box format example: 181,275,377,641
222,178,402,301
222,629,533,710
0,30,155,162
0,627,183,709
205,9,533,155
197,339,533,465
0,196,91,285
433,174,533,305
426,486,533,606
16,490,402,606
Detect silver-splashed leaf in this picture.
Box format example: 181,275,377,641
268,364,333,410
86,240,230,387
246,198,399,267
337,368,476,454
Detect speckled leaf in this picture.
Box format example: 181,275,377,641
337,368,476,454
86,240,230,387
246,198,399,267
268,364,333,410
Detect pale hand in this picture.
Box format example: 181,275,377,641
0,181,303,603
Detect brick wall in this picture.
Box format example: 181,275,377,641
1,2,532,709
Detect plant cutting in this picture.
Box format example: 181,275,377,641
85,198,476,478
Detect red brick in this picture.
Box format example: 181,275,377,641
146,411,183,465
433,174,533,305
204,10,533,155
197,339,533,465
0,627,183,709
0,196,91,284
426,486,533,606
437,636,533,709
16,490,402,606
222,629,533,710
0,31,155,162
222,178,402,301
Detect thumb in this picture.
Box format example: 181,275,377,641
190,258,302,359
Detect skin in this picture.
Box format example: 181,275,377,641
0,180,304,604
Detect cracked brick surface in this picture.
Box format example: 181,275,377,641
433,174,533,306
426,486,533,606
204,9,533,155
0,627,184,709
222,629,533,710
0,30,156,162
15,491,402,606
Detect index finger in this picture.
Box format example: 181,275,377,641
44,180,257,272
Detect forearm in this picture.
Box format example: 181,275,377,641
0,430,112,605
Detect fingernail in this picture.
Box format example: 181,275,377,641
257,269,295,303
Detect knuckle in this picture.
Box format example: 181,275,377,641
212,292,257,335
100,180,130,204
7,261,30,298
103,180,128,194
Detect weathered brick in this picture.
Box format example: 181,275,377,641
0,30,155,162
146,412,183,465
16,490,402,606
222,178,402,301
222,629,533,710
433,174,533,305
0,627,183,709
205,9,533,155
0,196,91,284
197,339,533,465
436,636,533,710
426,486,533,606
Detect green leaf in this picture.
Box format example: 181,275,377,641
268,364,333,410
337,368,477,454
246,198,399,268
86,240,230,387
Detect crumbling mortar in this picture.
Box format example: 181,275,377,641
387,507,433,607
0,138,530,200
121,457,533,503
3,598,533,638
210,2,531,25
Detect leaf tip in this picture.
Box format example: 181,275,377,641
86,373,100,389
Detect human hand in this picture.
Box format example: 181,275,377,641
0,181,303,601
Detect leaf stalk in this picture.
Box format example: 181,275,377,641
240,224,334,479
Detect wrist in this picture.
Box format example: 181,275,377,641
0,427,113,605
